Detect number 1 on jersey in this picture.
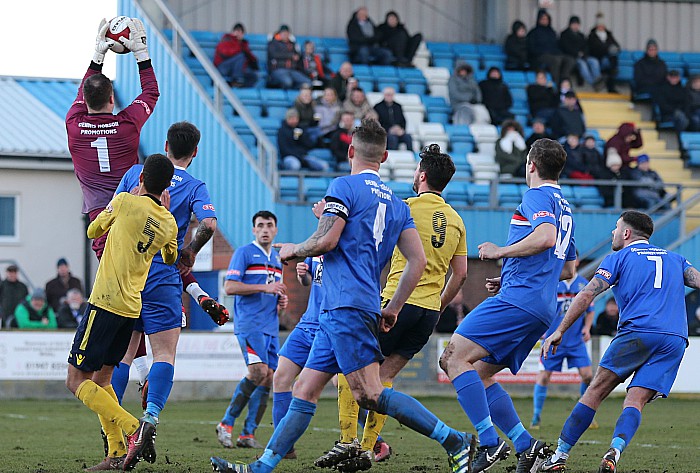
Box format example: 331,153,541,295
90,137,111,172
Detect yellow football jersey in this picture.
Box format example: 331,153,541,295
382,192,467,311
87,192,178,318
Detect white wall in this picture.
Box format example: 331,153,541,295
0,168,94,291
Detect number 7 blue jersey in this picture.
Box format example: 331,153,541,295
498,184,576,325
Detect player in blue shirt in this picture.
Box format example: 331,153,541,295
531,254,595,429
211,119,476,473
216,211,288,450
541,210,697,473
439,139,576,473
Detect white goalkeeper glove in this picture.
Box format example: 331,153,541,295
94,18,116,64
119,18,150,63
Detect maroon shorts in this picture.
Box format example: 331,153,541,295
88,208,109,260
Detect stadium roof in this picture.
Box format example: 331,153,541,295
0,76,78,159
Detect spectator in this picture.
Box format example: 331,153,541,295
557,78,580,109
299,40,334,88
525,118,554,149
628,154,666,209
277,108,329,172
633,39,668,98
56,288,88,329
377,10,422,67
346,6,394,65
495,119,527,176
314,87,342,137
551,90,586,138
329,62,355,102
343,87,373,122
597,148,633,208
581,134,606,178
213,23,259,88
12,288,57,329
527,69,559,123
44,257,83,312
605,122,643,169
559,15,604,89
655,70,690,132
505,20,529,71
435,291,469,334
479,66,514,125
526,9,576,87
267,25,310,90
329,111,355,172
448,62,482,125
562,134,594,180
687,75,700,131
293,86,322,142
588,12,621,93
0,265,28,327
374,87,413,150
591,297,619,336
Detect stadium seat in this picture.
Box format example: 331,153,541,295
497,183,522,207
688,150,700,167
280,176,303,201
386,180,415,198
467,183,491,207
417,122,449,150
573,186,605,207
442,182,470,205
304,177,331,201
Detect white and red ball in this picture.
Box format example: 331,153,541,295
106,16,131,54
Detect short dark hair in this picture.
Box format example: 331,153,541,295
232,23,245,32
167,121,201,159
83,74,113,110
419,144,455,192
620,210,654,239
528,138,567,180
252,210,277,226
352,118,387,162
142,154,175,195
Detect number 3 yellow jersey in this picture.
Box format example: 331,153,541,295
382,192,467,311
87,192,178,318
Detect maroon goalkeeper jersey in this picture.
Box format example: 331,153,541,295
66,62,159,213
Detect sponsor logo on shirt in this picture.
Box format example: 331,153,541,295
595,268,612,280
202,204,215,211
133,99,151,115
324,201,349,217
532,211,555,220
227,269,241,276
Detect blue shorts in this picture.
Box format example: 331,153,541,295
279,326,318,368
305,308,384,375
236,332,279,371
599,331,686,399
456,297,548,374
133,282,182,335
541,342,591,372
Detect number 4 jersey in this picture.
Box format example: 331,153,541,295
66,63,159,214
498,183,576,326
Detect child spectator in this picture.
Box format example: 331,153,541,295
551,91,585,138
299,40,334,88
605,122,643,169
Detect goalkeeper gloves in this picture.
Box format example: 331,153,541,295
94,18,116,65
198,296,230,326
119,18,150,62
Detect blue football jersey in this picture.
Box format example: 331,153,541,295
225,242,283,336
116,164,217,284
498,184,576,325
544,275,593,349
594,241,691,339
321,170,415,314
296,256,324,330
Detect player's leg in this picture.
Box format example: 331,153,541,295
143,327,179,423
532,370,553,428
272,357,302,428
111,330,143,403
239,335,278,447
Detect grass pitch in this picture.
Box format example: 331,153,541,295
1,395,698,472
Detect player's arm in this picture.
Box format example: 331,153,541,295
560,259,577,280
478,223,557,260
279,214,346,262
440,255,468,313
179,217,217,274
683,267,700,289
297,260,312,286
224,280,286,296
87,197,120,238
68,20,113,120
381,228,427,331
160,225,179,266
582,307,594,342
119,19,159,125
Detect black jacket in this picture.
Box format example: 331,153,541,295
527,84,559,116
588,28,619,60
581,147,606,178
655,81,690,116
0,279,28,320
45,274,83,312
559,27,588,58
347,12,380,54
56,302,88,329
479,78,513,122
373,100,406,131
634,55,668,91
526,11,562,62
551,105,586,138
504,21,528,70
277,121,315,160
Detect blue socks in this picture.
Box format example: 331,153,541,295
376,388,464,455
560,402,597,447
272,391,292,428
250,397,317,473
145,362,174,419
532,384,547,423
242,385,271,436
611,407,641,453
111,362,130,404
222,377,257,426
452,370,499,447
486,383,532,454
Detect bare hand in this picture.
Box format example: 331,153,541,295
478,242,502,260
178,247,196,276
161,189,171,210
296,262,309,278
312,199,326,219
380,307,398,333
541,330,563,359
264,281,287,296
581,327,591,343
129,185,140,196
276,243,298,263
278,294,289,310
485,277,501,293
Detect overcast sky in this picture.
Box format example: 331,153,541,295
1,0,118,79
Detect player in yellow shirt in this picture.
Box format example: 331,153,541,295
319,144,468,471
65,154,178,472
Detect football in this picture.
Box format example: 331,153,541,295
105,16,131,54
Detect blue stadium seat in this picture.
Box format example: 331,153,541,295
689,150,700,167
442,182,470,205
433,57,455,69
266,105,288,121
260,88,291,107
386,181,415,199
371,65,398,78
427,111,450,124
305,177,331,201
308,148,334,165
280,176,302,201
573,186,604,207
451,141,475,155
467,183,491,207
680,132,700,150
497,183,522,206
